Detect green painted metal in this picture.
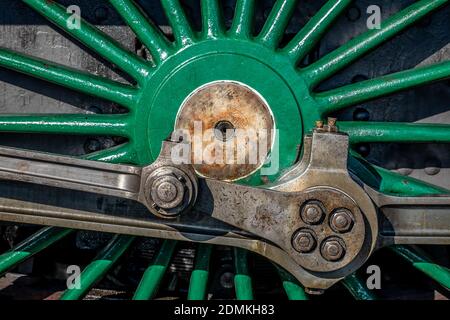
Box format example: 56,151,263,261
0,0,447,192
160,0,195,46
342,273,377,300
275,265,308,300
315,61,450,114
109,0,171,65
376,167,450,196
0,48,138,107
303,0,448,87
282,0,352,63
60,235,134,300
83,143,137,164
201,0,226,39
133,240,177,300
257,0,299,48
349,150,450,196
230,0,256,39
22,0,150,83
391,245,450,290
187,244,213,300
0,227,72,276
340,122,450,144
233,248,254,300
0,114,131,137
139,43,304,185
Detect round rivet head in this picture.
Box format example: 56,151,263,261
424,159,441,176
321,238,346,262
292,229,317,253
330,209,354,233
301,201,324,225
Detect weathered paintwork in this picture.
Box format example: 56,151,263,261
0,0,448,300
0,0,447,189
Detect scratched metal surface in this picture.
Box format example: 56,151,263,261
0,0,448,188
0,0,447,300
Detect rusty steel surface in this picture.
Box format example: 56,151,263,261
0,130,377,290
174,81,274,181
198,182,367,274
0,129,448,292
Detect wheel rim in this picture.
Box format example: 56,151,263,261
0,0,449,300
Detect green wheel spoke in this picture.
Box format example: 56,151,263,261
0,48,138,108
303,0,448,87
315,61,450,114
23,0,150,82
60,235,134,300
257,0,299,48
230,0,256,39
275,265,308,300
233,248,254,300
391,245,450,290
201,0,226,39
161,0,195,47
350,151,450,196
83,143,137,164
0,114,131,137
187,244,213,300
374,164,449,196
342,273,377,300
282,0,351,64
133,240,177,300
0,227,72,276
341,122,450,144
110,0,171,65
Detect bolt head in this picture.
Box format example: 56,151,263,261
330,209,354,233
301,202,324,224
321,238,345,261
292,229,317,253
156,181,178,202
151,175,185,210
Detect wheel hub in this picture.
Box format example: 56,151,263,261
135,44,305,185
175,81,275,181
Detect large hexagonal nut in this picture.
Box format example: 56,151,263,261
292,229,317,253
320,237,346,262
300,201,325,225
330,209,354,233
144,165,197,219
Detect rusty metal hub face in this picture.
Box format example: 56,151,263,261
175,81,275,181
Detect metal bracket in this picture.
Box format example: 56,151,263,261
0,130,448,291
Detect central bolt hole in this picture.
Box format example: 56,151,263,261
214,120,235,142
